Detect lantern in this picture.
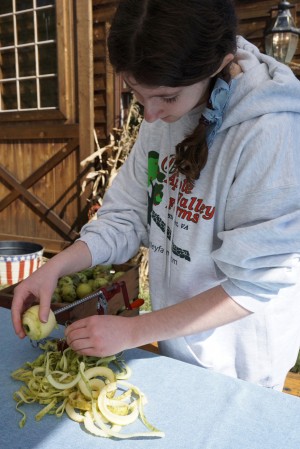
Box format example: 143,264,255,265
265,1,300,64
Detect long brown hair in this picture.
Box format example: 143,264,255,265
108,0,237,179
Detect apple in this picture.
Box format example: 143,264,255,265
22,305,57,340
112,271,125,281
93,277,109,289
76,282,93,299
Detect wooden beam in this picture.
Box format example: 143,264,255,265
0,124,79,140
76,0,95,161
0,139,79,212
56,0,77,123
105,22,115,134
0,164,79,241
76,0,95,221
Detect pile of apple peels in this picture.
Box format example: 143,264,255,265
11,339,164,439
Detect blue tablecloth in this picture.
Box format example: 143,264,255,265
1,306,300,449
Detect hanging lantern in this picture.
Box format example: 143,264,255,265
265,0,300,64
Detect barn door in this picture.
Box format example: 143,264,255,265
0,0,94,254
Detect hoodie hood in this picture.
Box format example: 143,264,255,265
221,36,300,131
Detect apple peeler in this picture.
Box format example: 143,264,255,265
30,281,144,347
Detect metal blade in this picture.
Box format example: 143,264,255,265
53,289,106,316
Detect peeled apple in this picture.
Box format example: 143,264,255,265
22,305,57,340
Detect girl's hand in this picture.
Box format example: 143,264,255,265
65,315,136,357
11,264,58,338
11,241,93,339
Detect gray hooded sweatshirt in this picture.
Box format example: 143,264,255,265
80,37,300,388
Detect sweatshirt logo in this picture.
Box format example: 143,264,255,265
168,193,215,222
148,151,190,261
161,155,215,223
148,151,215,262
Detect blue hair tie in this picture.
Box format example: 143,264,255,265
201,77,235,147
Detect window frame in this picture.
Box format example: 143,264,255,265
0,0,76,123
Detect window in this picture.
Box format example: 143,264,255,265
0,0,75,121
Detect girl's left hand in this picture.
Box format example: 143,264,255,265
64,315,135,357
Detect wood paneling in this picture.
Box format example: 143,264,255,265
0,140,82,247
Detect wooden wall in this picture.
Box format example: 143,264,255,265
0,139,80,253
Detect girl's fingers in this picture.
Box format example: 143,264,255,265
65,322,89,344
65,319,87,337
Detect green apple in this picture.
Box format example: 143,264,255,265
22,305,57,340
112,271,125,281
61,285,77,303
93,277,109,289
76,282,93,299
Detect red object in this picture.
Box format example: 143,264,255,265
130,298,145,309
88,203,101,221
97,281,142,314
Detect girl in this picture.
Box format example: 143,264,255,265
12,0,300,390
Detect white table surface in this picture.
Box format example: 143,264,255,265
1,306,300,449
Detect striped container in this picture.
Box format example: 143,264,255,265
0,241,44,286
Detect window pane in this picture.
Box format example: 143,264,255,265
0,0,58,112
37,8,56,41
1,82,17,110
0,0,13,15
0,15,14,47
40,77,57,107
16,0,33,12
17,11,34,44
0,49,16,78
38,42,57,74
18,46,36,77
20,79,37,109
37,0,55,7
